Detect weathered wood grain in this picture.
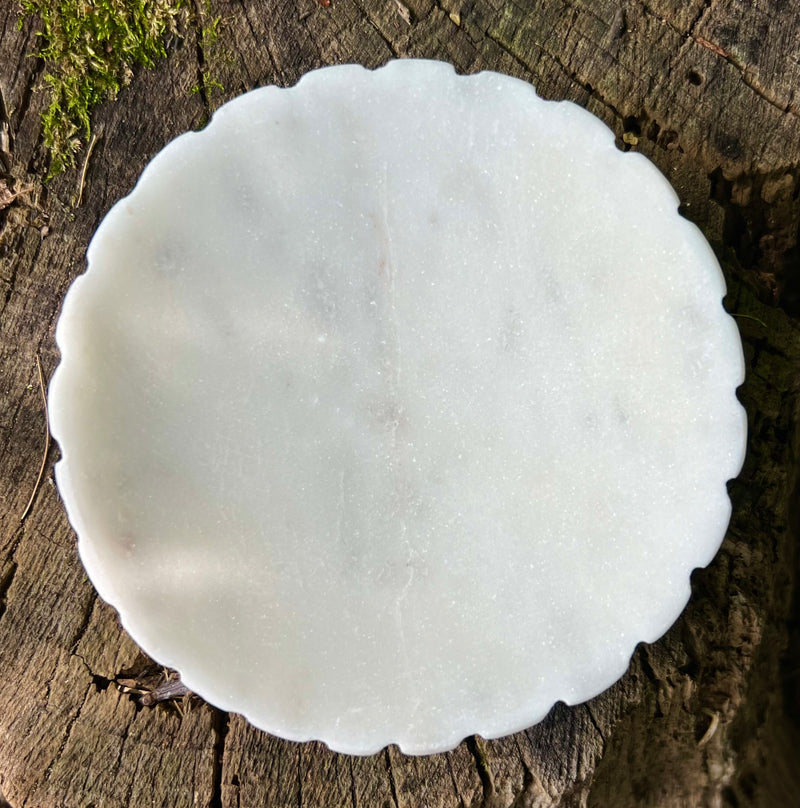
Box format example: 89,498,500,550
1,0,798,806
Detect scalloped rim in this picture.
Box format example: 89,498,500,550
48,59,748,756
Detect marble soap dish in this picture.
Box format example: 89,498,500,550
48,60,747,755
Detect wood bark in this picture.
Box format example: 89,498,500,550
1,0,799,806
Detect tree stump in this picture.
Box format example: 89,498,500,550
1,1,798,806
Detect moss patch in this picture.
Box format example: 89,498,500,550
20,0,187,176
191,8,225,101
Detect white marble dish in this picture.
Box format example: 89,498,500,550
49,60,747,755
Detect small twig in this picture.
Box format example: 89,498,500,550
697,708,719,747
73,126,103,208
394,0,412,24
173,695,190,719
139,677,191,706
732,312,767,328
695,36,731,59
20,354,50,523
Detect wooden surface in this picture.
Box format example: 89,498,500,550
1,0,799,806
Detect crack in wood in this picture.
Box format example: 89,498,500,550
190,0,213,118
584,704,606,750
560,5,582,52
348,755,358,808
0,236,22,319
0,521,26,627
466,735,494,801
444,752,467,806
661,0,798,121
507,735,556,808
42,681,92,785
363,16,401,58
629,0,682,36
510,764,551,808
10,42,45,139
740,71,798,118
0,4,15,53
0,560,18,624
638,645,662,689
480,26,539,82
481,22,625,124
68,651,108,697
233,3,264,87
68,591,96,657
296,743,302,808
0,396,26,470
557,0,616,33
111,717,132,782
239,0,305,86
686,0,714,39
1,227,44,324
209,707,229,808
384,748,400,808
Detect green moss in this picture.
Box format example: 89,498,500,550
20,0,187,176
191,9,225,101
